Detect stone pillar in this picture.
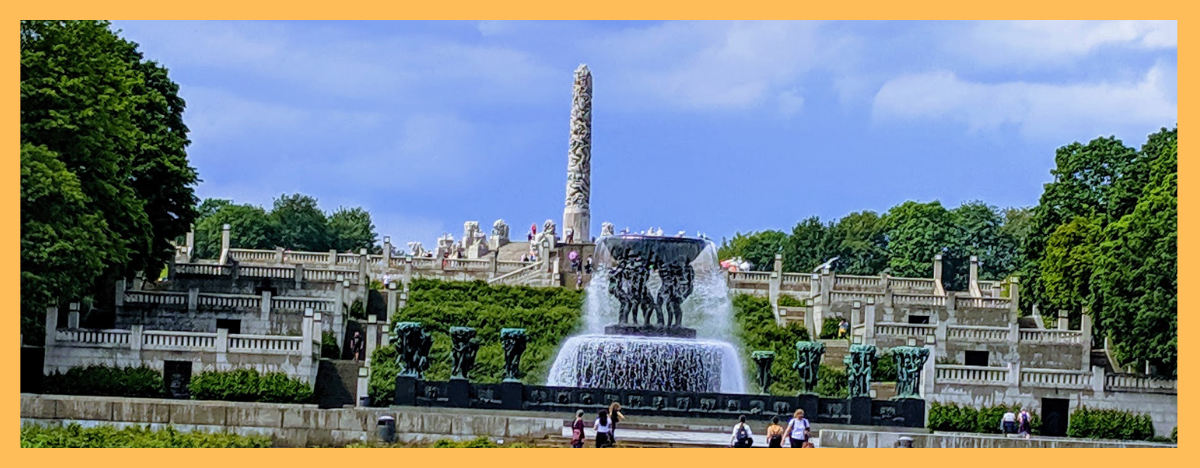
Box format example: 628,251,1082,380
44,307,58,346
215,327,229,371
260,290,272,323
386,282,398,324
935,319,948,356
403,256,413,287
130,325,143,360
329,249,338,266
275,247,284,263
811,273,825,336
1058,310,1069,330
67,302,80,329
1008,276,1021,322
920,340,938,399
294,264,304,290
365,315,378,367
114,279,126,316
187,287,199,314
861,301,875,344
219,223,231,264
301,308,315,384
562,64,592,240
968,256,981,297
946,291,957,322
185,230,195,262
1010,361,1022,388
335,278,350,347
932,254,944,295
1091,365,1106,395
382,236,392,268
1081,311,1094,371
357,367,370,406
358,248,370,306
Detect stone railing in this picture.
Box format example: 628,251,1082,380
955,297,1011,309
335,253,360,266
1020,368,1091,390
55,328,308,356
833,275,883,290
780,273,809,286
412,257,437,269
890,277,937,292
874,322,936,338
175,263,231,276
947,325,1010,342
303,269,343,282
289,251,332,264
227,334,303,354
936,365,1010,385
829,291,880,304
1105,374,1177,394
54,329,130,346
228,248,275,263
197,293,262,309
272,297,336,312
497,260,531,273
488,260,545,286
443,258,491,271
124,291,188,306
142,330,217,350
1019,329,1083,344
730,271,772,283
893,293,946,307
240,265,295,279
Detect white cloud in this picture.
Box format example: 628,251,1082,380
777,88,804,117
181,87,385,140
871,64,1177,141
953,21,1176,66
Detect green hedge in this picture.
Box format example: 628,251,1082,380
42,365,165,398
734,294,821,395
321,331,340,359
820,317,841,339
1171,426,1177,443
1067,406,1155,441
188,368,312,404
777,295,806,307
21,423,272,448
875,352,896,382
928,402,1041,435
368,279,584,405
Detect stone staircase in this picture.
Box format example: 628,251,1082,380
487,260,550,287
820,339,850,370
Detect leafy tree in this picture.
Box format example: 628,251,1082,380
193,204,275,259
21,20,197,320
719,230,787,271
1090,135,1176,375
269,193,330,252
950,201,1018,285
327,207,379,253
830,211,888,275
781,217,838,272
1040,216,1102,313
196,198,233,220
882,201,957,284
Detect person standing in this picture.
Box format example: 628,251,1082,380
608,402,625,446
838,318,850,339
594,409,613,448
570,410,586,448
1017,408,1032,439
350,331,364,362
784,409,811,448
730,415,754,448
766,417,785,447
1002,410,1017,435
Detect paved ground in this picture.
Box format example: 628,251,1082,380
559,425,820,448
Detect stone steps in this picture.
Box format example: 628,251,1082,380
820,339,850,370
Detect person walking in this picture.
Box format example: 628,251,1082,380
730,415,754,448
570,410,586,448
1017,408,1032,439
1002,410,1017,435
766,417,785,447
784,409,811,448
608,402,625,446
594,409,613,448
350,331,364,362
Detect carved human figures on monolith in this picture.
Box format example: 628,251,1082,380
393,322,432,379
450,326,480,380
844,344,878,398
792,341,826,394
500,328,528,381
890,346,930,399
751,350,776,394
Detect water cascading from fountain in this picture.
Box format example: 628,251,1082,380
548,235,747,394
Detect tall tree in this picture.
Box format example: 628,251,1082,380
882,201,957,284
829,211,888,275
719,231,787,271
1091,132,1177,375
21,21,197,320
193,204,276,259
327,207,380,253
781,217,838,272
269,193,330,252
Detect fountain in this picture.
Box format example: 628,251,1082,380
547,234,747,394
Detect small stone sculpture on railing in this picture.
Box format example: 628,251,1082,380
501,328,528,382
450,326,480,380
600,222,615,237
491,219,509,241
751,350,776,394
845,344,878,398
393,322,432,379
792,341,826,394
890,346,930,399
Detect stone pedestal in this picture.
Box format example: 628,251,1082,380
848,396,873,426
797,394,819,419
500,381,524,411
604,325,696,339
394,375,419,407
448,378,470,407
893,398,925,426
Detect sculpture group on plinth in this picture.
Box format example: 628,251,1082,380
501,328,528,382
450,326,480,380
792,341,826,394
393,322,432,379
600,236,705,338
845,344,878,398
751,350,776,394
890,346,930,399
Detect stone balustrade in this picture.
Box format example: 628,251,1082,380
947,324,1010,342
890,277,937,292
53,327,306,356
239,265,295,279
829,291,881,304
1020,368,1092,390
124,291,188,306
197,293,262,310
272,297,336,312
834,275,882,289
228,248,275,262
124,290,335,314
935,364,1010,385
893,293,945,307
142,330,217,350
54,329,130,346
874,322,936,338
955,296,1011,309
1019,329,1083,344
1105,374,1177,394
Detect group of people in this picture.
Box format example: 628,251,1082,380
730,409,813,448
571,403,625,448
1001,408,1034,438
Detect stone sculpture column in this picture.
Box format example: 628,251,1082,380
890,346,930,399
752,350,776,394
563,64,592,241
500,328,528,382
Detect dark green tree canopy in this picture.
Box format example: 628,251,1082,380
189,194,382,258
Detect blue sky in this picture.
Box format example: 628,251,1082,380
110,21,1178,250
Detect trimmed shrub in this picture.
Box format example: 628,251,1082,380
1171,426,1177,443
188,368,312,404
1067,406,1155,441
928,402,1041,434
42,365,165,398
820,317,841,339
777,295,805,307
21,423,271,448
321,331,340,359
348,299,366,320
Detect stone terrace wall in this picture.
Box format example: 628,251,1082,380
818,429,1174,448
20,394,563,447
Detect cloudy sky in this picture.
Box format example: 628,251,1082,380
111,20,1178,249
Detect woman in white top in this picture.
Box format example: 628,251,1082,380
730,415,754,447
594,409,613,448
784,409,811,448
